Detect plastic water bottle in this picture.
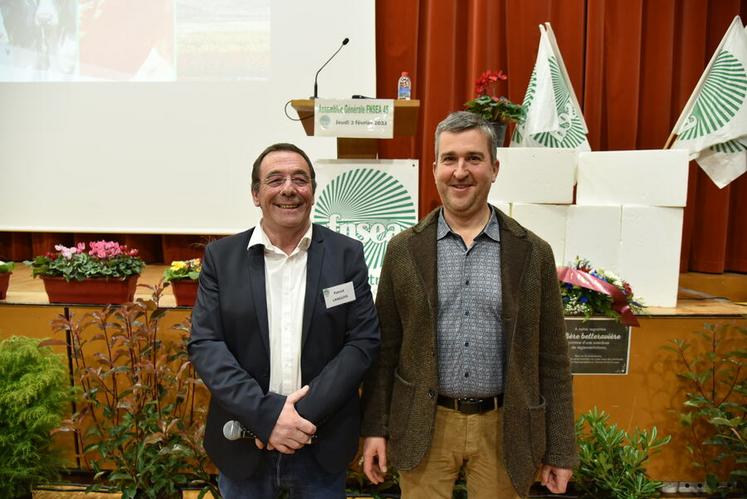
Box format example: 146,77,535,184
397,71,412,100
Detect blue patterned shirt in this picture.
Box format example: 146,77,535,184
436,208,503,398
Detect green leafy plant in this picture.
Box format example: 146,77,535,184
346,465,400,499
575,407,670,499
0,261,14,273
51,287,219,498
464,69,524,123
666,323,747,496
26,241,144,281
163,259,201,282
0,336,75,499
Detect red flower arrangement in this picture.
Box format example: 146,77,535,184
464,69,524,123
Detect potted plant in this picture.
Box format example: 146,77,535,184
574,407,670,498
558,257,644,326
26,241,144,305
0,336,75,498
163,258,201,307
51,290,219,498
0,260,14,300
464,69,524,146
666,323,747,496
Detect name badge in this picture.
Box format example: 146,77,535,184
323,281,356,309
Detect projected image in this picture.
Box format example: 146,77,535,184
0,0,79,81
175,0,269,81
78,0,175,81
0,0,269,81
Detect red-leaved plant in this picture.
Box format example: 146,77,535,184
49,285,218,498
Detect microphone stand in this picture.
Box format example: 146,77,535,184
312,38,349,99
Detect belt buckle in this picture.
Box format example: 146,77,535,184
457,397,484,415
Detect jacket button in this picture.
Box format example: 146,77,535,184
427,389,435,399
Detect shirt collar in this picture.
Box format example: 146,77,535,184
247,221,313,255
437,207,500,242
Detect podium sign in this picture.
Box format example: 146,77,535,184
565,318,631,375
314,99,394,138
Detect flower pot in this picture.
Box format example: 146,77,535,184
488,120,507,147
171,279,198,307
0,272,10,300
41,276,139,305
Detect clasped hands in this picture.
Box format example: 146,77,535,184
254,385,317,454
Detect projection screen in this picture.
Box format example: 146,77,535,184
0,0,376,234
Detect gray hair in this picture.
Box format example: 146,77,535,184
434,111,497,164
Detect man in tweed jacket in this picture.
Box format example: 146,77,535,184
360,112,578,498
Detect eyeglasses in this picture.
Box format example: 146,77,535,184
262,174,311,189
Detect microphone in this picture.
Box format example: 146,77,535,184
223,420,256,441
312,38,349,99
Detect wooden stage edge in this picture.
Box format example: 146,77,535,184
1,265,745,316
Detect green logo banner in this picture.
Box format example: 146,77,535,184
313,160,418,295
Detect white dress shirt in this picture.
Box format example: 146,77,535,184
247,222,312,396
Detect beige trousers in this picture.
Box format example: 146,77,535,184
398,405,522,499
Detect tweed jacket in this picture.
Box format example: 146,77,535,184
361,206,578,496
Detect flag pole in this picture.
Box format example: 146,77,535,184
663,133,677,150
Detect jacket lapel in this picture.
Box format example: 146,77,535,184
301,225,324,351
247,234,271,357
496,208,531,349
408,211,438,316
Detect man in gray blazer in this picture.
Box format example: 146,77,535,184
189,143,380,499
361,112,577,498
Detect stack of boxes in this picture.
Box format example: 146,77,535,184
489,148,689,307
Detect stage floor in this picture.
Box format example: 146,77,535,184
1,265,745,316
2,265,182,307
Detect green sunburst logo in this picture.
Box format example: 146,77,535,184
679,50,747,140
513,57,586,148
313,168,417,277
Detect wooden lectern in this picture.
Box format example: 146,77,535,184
290,99,420,159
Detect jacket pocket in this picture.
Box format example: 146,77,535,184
388,369,415,441
528,396,547,467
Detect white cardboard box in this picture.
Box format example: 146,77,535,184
620,206,684,307
563,205,622,271
490,200,511,216
576,149,688,207
511,203,568,266
490,147,576,204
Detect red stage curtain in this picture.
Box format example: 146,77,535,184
2,1,746,273
376,0,747,273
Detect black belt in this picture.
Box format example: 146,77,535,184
437,394,504,414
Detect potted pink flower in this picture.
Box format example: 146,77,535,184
26,241,144,304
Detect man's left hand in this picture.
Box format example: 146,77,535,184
540,465,572,494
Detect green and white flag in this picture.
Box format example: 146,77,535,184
671,16,747,188
695,136,747,187
511,23,590,150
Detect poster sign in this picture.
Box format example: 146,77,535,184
565,318,631,375
314,99,394,138
313,159,419,296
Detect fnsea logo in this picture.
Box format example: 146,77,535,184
313,168,417,277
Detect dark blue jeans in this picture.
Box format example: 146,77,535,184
218,447,346,499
